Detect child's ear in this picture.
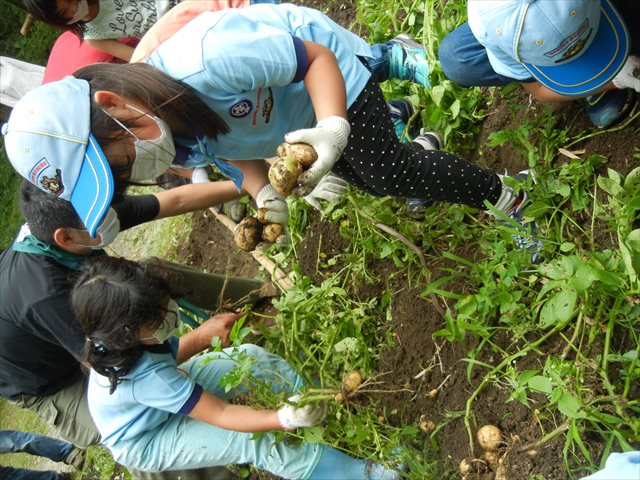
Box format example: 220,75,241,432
52,227,76,249
94,91,127,112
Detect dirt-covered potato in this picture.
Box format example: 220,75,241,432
477,424,504,451
276,142,318,167
268,156,303,195
255,208,270,225
234,216,264,252
262,223,284,243
342,371,363,393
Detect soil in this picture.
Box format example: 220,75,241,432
179,1,639,478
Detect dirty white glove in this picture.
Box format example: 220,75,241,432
276,395,328,430
285,116,350,196
613,55,640,92
256,184,289,227
304,174,348,210
191,167,211,184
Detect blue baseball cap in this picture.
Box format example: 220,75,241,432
468,0,630,96
2,77,114,237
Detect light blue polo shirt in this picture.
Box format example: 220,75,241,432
88,337,203,448
145,3,373,164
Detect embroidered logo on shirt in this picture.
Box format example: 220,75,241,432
230,100,253,119
262,87,274,123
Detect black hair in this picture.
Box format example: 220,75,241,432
72,256,183,393
23,0,88,38
19,181,84,244
72,63,230,194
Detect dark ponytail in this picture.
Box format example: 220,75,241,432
72,257,182,393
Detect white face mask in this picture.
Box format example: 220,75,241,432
103,104,176,181
67,0,90,24
71,207,120,250
140,299,181,343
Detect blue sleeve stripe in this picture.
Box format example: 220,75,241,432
177,384,204,416
291,36,307,83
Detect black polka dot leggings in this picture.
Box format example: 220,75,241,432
331,78,502,210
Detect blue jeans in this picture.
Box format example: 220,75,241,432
0,430,74,480
438,22,523,87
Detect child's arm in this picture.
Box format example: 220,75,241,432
176,313,241,364
283,41,351,195
188,391,327,432
86,39,135,62
154,180,245,220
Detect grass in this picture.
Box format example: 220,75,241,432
0,1,60,249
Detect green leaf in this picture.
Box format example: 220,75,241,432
431,85,445,106
560,242,575,252
557,393,585,419
302,426,325,444
528,375,553,394
539,289,577,328
450,99,461,119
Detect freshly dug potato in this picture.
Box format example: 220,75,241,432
234,216,263,251
277,142,318,167
262,223,284,243
334,392,345,403
268,156,303,195
419,415,436,434
342,371,363,393
477,425,504,451
255,208,270,225
481,450,499,470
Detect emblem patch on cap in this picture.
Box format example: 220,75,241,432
230,100,253,118
40,168,65,196
544,19,592,64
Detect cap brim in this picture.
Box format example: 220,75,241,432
69,133,114,237
523,0,629,96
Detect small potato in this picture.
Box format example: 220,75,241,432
480,450,499,470
459,458,473,476
234,217,263,252
268,156,303,196
255,208,270,225
342,371,363,393
419,415,436,434
477,424,504,451
277,142,318,167
262,223,284,243
334,392,345,403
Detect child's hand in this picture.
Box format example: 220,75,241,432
276,394,328,430
285,116,350,196
197,312,243,347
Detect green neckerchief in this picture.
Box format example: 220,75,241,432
12,231,102,271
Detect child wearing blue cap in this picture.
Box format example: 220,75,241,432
439,0,640,128
2,3,543,261
71,255,403,479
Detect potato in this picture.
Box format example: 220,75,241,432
268,156,303,195
459,458,472,476
480,450,499,470
277,142,318,167
334,392,345,403
234,216,263,251
419,415,436,434
255,208,270,225
342,371,363,393
262,223,284,243
477,425,504,451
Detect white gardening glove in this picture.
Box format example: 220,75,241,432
256,184,289,244
613,55,640,92
191,167,211,184
304,174,348,210
284,116,351,196
276,394,328,430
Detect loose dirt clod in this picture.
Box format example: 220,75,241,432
477,425,504,451
234,217,264,251
268,156,304,195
